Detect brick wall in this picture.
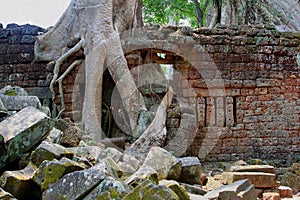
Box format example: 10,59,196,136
172,26,299,166
0,23,299,166
0,24,52,105
122,25,299,166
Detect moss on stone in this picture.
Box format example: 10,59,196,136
96,188,124,200
41,163,66,191
31,148,56,167
123,180,179,200
3,89,17,96
55,194,68,200
160,180,190,200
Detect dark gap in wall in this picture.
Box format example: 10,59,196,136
223,97,226,127
213,97,217,127
204,96,207,127
233,96,237,126
195,97,199,128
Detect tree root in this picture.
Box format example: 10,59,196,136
56,59,83,119
126,87,174,156
50,38,86,101
49,37,85,118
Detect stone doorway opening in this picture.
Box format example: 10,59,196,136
101,48,192,149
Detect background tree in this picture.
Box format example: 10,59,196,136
142,0,300,31
142,0,222,28
192,0,209,27
142,0,196,26
208,0,222,27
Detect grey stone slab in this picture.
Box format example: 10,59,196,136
0,107,53,170
0,94,42,111
204,179,256,200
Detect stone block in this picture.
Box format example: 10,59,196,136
167,159,182,181
180,182,207,196
142,147,174,180
125,165,158,186
179,157,202,185
281,172,300,193
0,85,28,96
0,95,42,111
43,159,118,200
97,147,123,163
222,172,276,188
83,176,130,200
33,157,85,191
0,98,6,111
159,180,190,200
30,141,73,166
278,185,293,198
229,165,275,174
204,179,256,200
0,107,53,170
120,153,140,171
206,104,216,126
0,187,16,199
164,128,195,158
45,128,62,143
256,78,273,87
117,162,136,175
0,163,36,199
123,179,179,200
262,192,280,200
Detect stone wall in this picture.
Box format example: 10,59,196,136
0,23,299,166
121,25,300,166
187,26,299,166
0,24,52,107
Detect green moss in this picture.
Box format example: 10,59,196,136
96,188,124,200
248,158,267,165
31,149,56,166
44,164,66,190
56,194,68,200
3,90,17,96
168,184,190,200
33,162,66,191
123,180,179,200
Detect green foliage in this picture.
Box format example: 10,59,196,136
142,0,197,27
142,0,218,27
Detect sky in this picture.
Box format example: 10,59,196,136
0,0,71,28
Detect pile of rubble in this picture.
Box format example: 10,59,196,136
0,87,299,200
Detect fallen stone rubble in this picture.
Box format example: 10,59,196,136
0,85,50,123
0,106,299,199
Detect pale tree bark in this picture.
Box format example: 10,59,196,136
209,0,222,28
35,0,147,141
217,0,300,32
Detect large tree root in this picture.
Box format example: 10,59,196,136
126,87,174,156
35,0,169,150
49,38,85,100
56,59,83,118
49,38,85,118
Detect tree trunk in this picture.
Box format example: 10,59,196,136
209,0,222,27
217,0,300,32
193,0,204,27
35,0,147,141
193,0,210,27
